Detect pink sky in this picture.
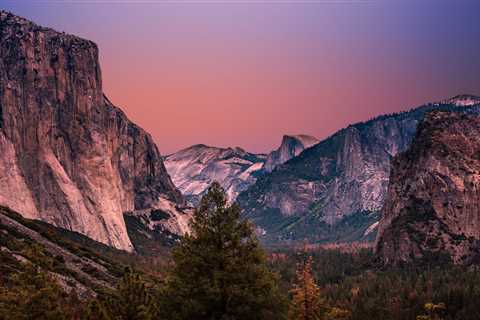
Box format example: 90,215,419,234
3,1,480,154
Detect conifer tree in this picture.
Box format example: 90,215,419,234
162,182,286,320
104,268,155,320
84,300,111,320
0,265,75,320
289,256,323,320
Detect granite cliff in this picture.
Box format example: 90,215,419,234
238,96,480,244
0,11,185,251
264,134,318,173
375,111,480,265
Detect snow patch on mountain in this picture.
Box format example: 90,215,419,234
164,145,265,204
441,94,480,107
364,221,379,236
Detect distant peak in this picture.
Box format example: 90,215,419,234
282,134,318,147
233,146,246,153
441,94,480,107
190,144,209,149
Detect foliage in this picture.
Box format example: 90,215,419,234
289,255,324,320
3,189,480,319
273,248,480,320
161,182,287,320
87,268,157,320
0,264,81,320
416,302,447,320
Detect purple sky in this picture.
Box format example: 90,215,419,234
1,0,479,154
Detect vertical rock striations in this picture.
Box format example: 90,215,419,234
375,111,480,265
238,97,480,244
0,11,184,251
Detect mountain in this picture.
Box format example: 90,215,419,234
375,111,480,265
264,134,318,172
164,144,266,204
0,11,186,252
237,95,480,244
164,135,318,205
442,94,480,107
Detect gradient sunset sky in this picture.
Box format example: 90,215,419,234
2,0,480,154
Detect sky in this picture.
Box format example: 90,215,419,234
1,0,480,154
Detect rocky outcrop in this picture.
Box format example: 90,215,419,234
264,135,318,172
375,111,480,265
164,144,265,204
238,96,480,244
0,11,184,251
442,94,480,107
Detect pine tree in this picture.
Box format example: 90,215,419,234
104,268,156,320
289,256,324,320
87,268,156,320
0,265,75,320
161,182,286,320
84,300,111,320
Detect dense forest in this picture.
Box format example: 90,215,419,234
1,183,480,320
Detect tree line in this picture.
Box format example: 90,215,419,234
2,182,480,319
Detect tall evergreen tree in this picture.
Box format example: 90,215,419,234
0,265,77,320
289,256,324,320
162,182,286,320
87,268,156,320
84,300,111,320
107,268,156,320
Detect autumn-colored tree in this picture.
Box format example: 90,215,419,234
161,182,286,320
416,302,446,320
325,307,351,320
289,256,324,320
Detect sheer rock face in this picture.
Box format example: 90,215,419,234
238,99,480,243
264,135,318,173
375,111,480,265
0,11,184,251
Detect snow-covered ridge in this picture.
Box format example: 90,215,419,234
165,135,318,204
441,94,480,107
164,144,266,204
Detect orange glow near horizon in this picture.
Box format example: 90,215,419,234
3,1,480,154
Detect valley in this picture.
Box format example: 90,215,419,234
1,7,480,320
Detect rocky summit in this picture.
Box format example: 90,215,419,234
237,97,480,244
0,11,186,251
375,111,480,265
263,134,318,173
164,135,317,206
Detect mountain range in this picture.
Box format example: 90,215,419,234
2,10,480,266
237,96,480,244
164,134,318,205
